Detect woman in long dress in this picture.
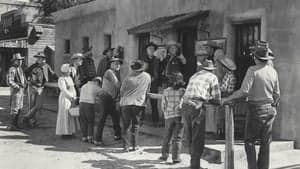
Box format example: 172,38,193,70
56,64,79,136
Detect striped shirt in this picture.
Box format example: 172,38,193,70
162,87,185,119
183,70,221,108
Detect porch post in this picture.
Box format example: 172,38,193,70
225,104,234,169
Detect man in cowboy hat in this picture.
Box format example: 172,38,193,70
218,57,237,96
203,40,222,61
162,40,187,81
23,51,57,127
222,43,280,169
98,57,123,141
120,60,151,152
97,47,114,78
7,53,26,130
181,59,221,169
79,46,96,86
70,53,84,99
141,42,161,126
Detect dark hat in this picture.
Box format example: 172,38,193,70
203,40,221,49
103,48,114,55
130,60,145,72
250,45,274,60
255,40,274,57
200,59,216,70
110,57,123,64
33,52,46,58
11,53,24,62
145,42,158,50
82,46,93,54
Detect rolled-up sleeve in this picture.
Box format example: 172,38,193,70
240,68,254,94
210,76,221,101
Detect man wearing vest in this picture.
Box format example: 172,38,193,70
23,52,57,127
7,53,26,131
222,41,280,169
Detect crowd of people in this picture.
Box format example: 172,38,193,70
7,39,280,169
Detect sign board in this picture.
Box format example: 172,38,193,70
0,39,28,48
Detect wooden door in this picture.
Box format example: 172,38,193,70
178,28,197,82
234,22,261,139
138,33,150,59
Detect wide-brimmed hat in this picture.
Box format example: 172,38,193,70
11,53,24,62
110,57,123,64
71,53,84,60
250,45,274,60
130,60,145,72
145,42,158,50
255,40,274,57
103,48,114,55
218,57,237,71
82,46,93,54
200,59,216,70
33,52,46,58
60,64,70,73
166,40,181,48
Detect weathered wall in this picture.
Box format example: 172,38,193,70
27,24,55,66
0,0,39,22
54,0,300,147
54,9,115,72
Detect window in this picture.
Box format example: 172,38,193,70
82,36,90,51
138,33,150,59
64,39,70,54
104,34,112,49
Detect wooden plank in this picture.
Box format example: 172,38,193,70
225,105,234,169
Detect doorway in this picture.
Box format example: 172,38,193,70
178,28,197,82
234,21,261,138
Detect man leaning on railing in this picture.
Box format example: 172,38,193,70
222,41,280,169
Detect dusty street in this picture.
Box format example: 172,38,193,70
0,88,300,169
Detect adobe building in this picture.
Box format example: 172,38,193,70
0,1,55,86
53,0,300,147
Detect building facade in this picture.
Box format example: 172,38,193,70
0,1,55,86
54,0,300,147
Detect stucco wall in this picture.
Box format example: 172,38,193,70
54,9,116,72
54,0,300,147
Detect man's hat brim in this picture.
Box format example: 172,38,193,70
145,42,158,50
110,58,123,64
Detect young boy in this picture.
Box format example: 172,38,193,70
148,72,185,164
79,77,102,143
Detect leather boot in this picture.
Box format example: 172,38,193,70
7,114,19,131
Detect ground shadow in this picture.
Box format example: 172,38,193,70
273,164,300,169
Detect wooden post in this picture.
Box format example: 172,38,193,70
225,105,234,169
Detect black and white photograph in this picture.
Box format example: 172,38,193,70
0,0,299,169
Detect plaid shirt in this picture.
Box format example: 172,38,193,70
220,71,236,94
162,87,185,119
183,70,221,108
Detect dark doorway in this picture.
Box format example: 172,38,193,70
178,28,197,82
138,33,150,59
234,21,261,139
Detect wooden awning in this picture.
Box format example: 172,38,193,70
128,10,209,34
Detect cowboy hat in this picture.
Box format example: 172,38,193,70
166,40,181,48
218,57,237,71
71,53,84,60
102,48,114,55
33,52,46,58
255,40,274,57
82,46,93,53
110,57,123,64
60,64,70,73
130,60,145,72
200,59,216,70
11,53,24,62
250,45,274,60
145,42,158,50
93,76,102,84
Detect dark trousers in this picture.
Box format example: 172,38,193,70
94,96,121,141
150,80,159,122
245,104,276,169
121,105,144,149
182,103,206,169
161,116,184,161
79,102,95,138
